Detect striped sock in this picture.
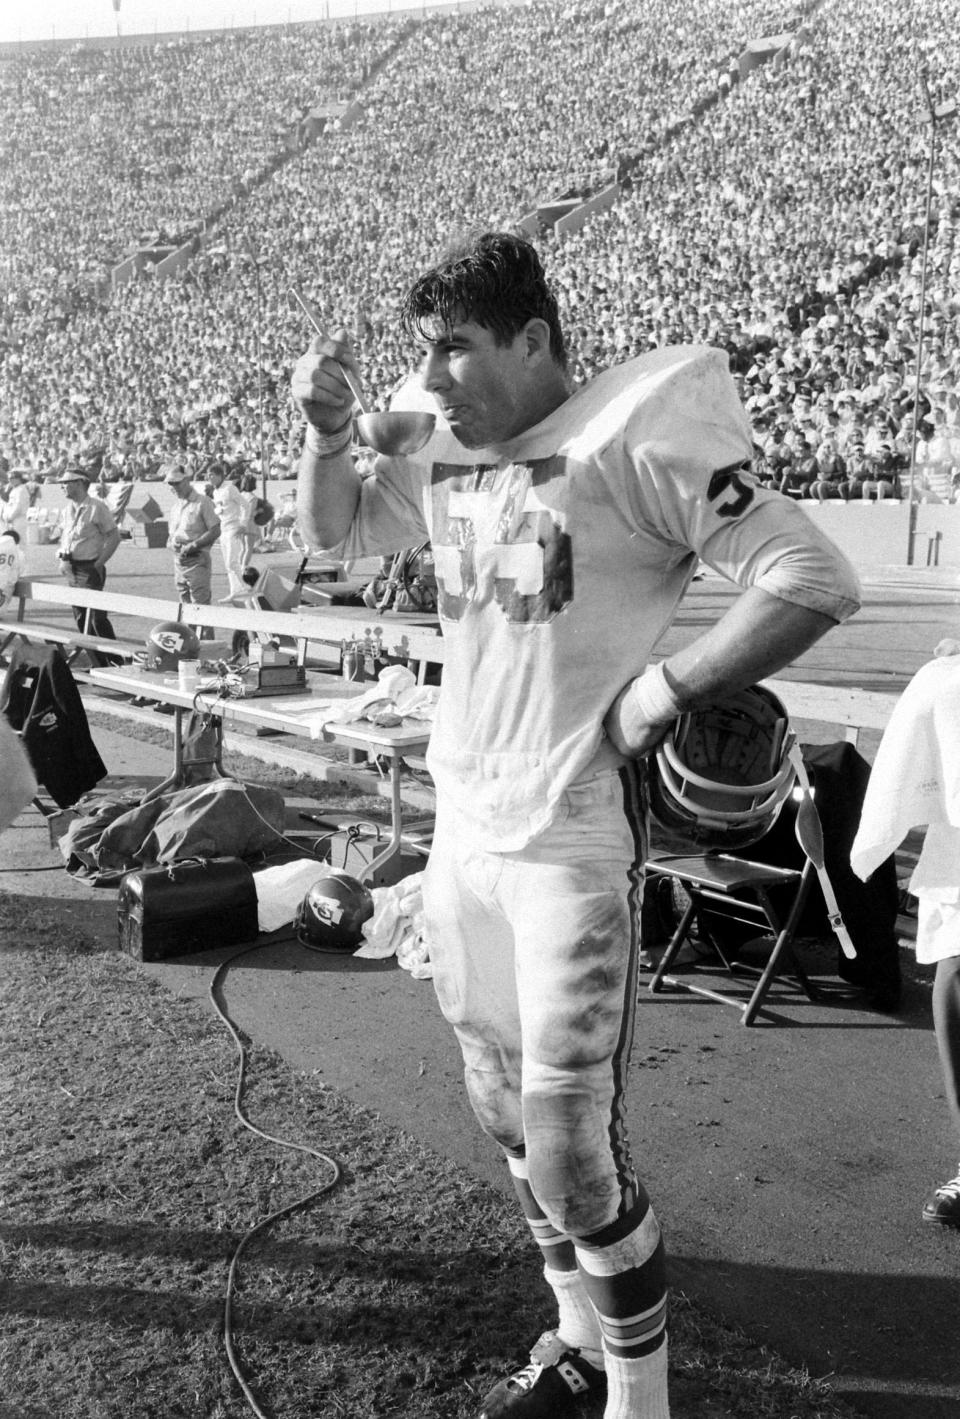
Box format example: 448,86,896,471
575,1192,670,1419
507,1154,603,1363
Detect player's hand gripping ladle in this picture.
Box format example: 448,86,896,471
289,287,435,456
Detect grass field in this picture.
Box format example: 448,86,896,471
1,734,865,1419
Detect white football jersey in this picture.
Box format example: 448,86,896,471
333,346,861,849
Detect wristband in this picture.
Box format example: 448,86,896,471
305,418,353,459
629,662,683,724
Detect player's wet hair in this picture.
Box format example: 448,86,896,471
400,231,568,370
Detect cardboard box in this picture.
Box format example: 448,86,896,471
144,519,169,548
126,496,163,525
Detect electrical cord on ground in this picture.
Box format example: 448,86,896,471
198,757,386,1412
209,938,343,1419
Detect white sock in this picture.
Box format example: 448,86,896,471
544,1264,604,1368
603,1336,670,1419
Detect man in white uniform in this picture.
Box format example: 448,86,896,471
0,528,24,609
293,233,861,1419
1,470,31,543
207,463,249,600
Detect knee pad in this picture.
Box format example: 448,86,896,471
463,1058,523,1153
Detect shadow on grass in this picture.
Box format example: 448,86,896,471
1,1218,539,1352
5,1210,960,1397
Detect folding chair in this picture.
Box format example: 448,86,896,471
646,848,825,1025
642,682,857,1026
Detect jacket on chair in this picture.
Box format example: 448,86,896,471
0,644,107,808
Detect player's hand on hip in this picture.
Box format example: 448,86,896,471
603,681,673,759
291,327,359,434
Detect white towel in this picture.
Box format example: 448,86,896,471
850,656,960,883
254,858,332,933
355,871,432,978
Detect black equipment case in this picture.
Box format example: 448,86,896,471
117,857,260,961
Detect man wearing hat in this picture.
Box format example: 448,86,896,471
57,467,122,664
165,464,220,605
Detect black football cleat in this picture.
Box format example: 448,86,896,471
922,1173,960,1228
478,1330,605,1419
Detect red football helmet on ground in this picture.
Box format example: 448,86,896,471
294,870,374,953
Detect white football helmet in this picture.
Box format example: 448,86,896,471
648,684,796,851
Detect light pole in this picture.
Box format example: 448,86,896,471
905,70,957,566
242,234,269,502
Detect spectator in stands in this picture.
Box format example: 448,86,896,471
779,435,819,498
56,467,122,667
840,444,874,500
164,464,220,607
860,442,902,500
808,434,847,500
763,423,795,489
4,0,960,530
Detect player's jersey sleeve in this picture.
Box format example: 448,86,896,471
621,349,860,622
325,452,433,562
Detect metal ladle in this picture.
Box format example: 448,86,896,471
289,287,436,456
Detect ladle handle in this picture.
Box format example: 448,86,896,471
289,287,370,415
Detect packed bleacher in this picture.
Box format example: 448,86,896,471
1,0,959,508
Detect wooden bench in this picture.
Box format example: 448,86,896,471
1,577,446,841
0,578,446,683
0,580,181,668
3,580,903,747
763,676,900,749
3,579,918,924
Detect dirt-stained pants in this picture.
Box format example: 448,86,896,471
423,763,646,1238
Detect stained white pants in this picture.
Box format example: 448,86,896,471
219,525,248,596
422,763,646,1238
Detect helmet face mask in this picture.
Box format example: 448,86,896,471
648,685,796,852
294,870,374,952
141,621,201,673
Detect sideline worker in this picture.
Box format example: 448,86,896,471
165,464,220,606
57,466,122,666
207,462,249,601
1,469,30,543
293,231,862,1419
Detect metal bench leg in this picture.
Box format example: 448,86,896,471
137,707,231,803
364,753,406,887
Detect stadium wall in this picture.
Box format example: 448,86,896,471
800,502,960,571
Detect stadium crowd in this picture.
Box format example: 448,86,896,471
1,0,959,514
